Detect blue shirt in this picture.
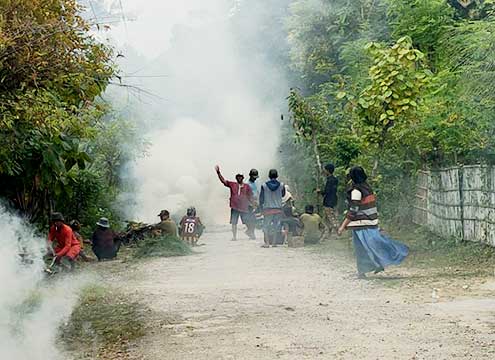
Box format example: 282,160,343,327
248,180,259,200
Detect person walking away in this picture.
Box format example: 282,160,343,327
318,163,339,238
47,212,81,270
245,168,259,240
337,166,409,279
215,165,254,241
179,207,205,246
69,220,92,261
259,169,286,247
154,209,178,237
299,205,324,244
91,217,121,261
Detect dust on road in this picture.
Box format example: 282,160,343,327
108,230,495,359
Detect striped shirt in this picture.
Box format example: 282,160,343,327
346,185,378,229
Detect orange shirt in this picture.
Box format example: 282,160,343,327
48,224,80,257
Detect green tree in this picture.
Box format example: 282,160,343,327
0,0,115,222
351,37,431,155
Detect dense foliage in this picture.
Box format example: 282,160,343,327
0,0,141,229
281,0,495,220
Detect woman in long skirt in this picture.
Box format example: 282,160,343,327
337,166,409,279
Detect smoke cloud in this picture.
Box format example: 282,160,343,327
106,0,289,223
0,206,83,359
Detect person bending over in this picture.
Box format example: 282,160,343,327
47,212,81,270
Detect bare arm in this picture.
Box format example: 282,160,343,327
337,218,351,236
215,165,229,186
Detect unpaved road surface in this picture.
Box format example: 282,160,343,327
111,230,495,359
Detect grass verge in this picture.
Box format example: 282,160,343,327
60,285,147,359
314,223,495,291
387,225,495,276
317,224,495,275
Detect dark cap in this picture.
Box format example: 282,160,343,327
235,174,244,179
158,209,170,217
249,169,259,178
51,212,65,222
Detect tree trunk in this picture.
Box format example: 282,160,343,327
312,130,322,186
312,130,323,211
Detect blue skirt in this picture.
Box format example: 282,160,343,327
352,228,409,274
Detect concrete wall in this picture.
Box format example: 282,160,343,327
414,165,495,246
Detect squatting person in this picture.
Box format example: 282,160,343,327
47,212,81,269
91,217,121,261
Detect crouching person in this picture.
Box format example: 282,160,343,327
48,212,81,270
70,220,92,261
91,217,121,261
179,207,205,246
299,205,324,245
154,210,178,237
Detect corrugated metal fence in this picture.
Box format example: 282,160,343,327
414,165,495,246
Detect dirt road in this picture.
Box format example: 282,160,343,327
111,230,495,359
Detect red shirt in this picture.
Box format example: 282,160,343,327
180,216,202,236
48,224,80,257
218,173,253,212
225,181,253,212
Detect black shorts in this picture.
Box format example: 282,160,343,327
230,209,249,225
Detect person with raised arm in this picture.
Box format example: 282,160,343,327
215,165,254,241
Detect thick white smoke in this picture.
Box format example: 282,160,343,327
0,206,81,360
108,0,287,223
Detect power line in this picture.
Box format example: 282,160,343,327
121,75,169,78
118,0,129,39
88,0,99,29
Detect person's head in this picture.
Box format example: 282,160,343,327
305,205,314,214
96,217,110,229
50,212,65,229
158,210,170,221
70,220,81,232
324,163,335,176
249,168,259,181
186,207,196,217
349,166,368,185
235,174,244,184
268,169,278,179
